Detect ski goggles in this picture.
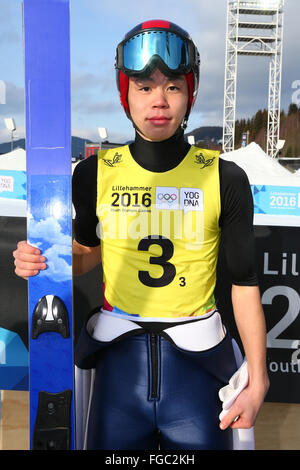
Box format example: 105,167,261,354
116,30,198,76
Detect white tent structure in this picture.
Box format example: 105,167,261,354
293,168,300,177
220,142,292,182
0,148,26,171
221,143,300,227
0,148,26,217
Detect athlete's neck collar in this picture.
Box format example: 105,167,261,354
129,128,191,173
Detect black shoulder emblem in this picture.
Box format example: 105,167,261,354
194,153,216,169
103,152,123,167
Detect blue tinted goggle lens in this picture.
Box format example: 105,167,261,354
123,31,189,72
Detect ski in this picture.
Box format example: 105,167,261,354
23,0,74,449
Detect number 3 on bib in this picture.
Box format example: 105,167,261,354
137,235,176,288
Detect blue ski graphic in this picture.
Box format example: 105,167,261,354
23,0,74,449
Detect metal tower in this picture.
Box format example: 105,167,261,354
223,0,284,157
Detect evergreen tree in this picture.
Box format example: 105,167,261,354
235,119,242,146
288,103,298,115
253,110,263,134
262,109,268,129
285,145,293,157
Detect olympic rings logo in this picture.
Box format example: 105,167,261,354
157,193,177,203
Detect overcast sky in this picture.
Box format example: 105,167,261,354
0,0,299,144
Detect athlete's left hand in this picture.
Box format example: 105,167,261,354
219,379,269,430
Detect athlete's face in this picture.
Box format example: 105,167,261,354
127,68,189,142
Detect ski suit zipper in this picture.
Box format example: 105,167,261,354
150,333,159,399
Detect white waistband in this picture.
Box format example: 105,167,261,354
163,312,226,351
89,312,142,342
100,307,216,323
89,310,226,352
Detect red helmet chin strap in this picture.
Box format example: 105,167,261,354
118,70,195,120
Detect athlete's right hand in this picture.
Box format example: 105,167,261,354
13,241,47,280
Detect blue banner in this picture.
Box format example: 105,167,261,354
0,328,29,391
252,185,300,218
0,170,26,200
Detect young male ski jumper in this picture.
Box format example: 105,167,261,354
13,20,269,450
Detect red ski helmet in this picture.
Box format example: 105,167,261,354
115,20,200,128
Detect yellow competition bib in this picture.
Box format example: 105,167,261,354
96,144,221,319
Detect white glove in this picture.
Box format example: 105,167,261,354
218,360,249,421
